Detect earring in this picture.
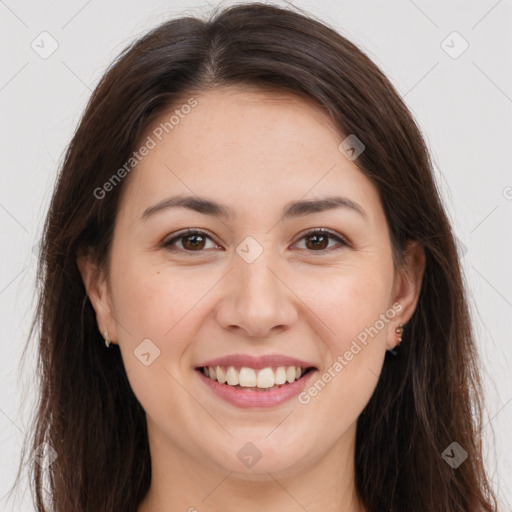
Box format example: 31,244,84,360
395,323,404,346
103,329,110,348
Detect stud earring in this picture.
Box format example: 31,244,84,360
395,323,404,346
103,329,110,348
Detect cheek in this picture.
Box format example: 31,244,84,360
298,260,393,396
109,259,197,420
299,259,393,345
109,253,193,376
110,244,200,334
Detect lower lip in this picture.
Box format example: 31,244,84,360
196,369,317,409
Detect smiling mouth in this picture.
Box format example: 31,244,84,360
196,365,315,391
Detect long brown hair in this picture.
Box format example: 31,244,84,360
11,3,499,511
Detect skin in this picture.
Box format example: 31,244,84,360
78,86,425,512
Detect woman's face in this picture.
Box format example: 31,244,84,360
80,86,423,479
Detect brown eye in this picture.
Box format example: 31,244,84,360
163,230,217,252
305,232,329,250
294,229,348,252
181,233,207,250
163,228,348,255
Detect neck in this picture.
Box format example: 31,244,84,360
138,421,365,512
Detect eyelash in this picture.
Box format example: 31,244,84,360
162,228,349,254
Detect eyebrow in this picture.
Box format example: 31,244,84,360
140,194,367,222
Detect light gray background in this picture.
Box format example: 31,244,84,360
1,0,511,510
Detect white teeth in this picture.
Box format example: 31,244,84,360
226,366,238,386
256,367,275,388
216,366,227,384
239,367,257,387
274,366,287,385
202,365,309,389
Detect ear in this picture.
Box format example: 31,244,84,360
386,239,426,350
76,248,118,345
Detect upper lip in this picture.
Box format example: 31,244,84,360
196,353,317,370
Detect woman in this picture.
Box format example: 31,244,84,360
15,2,499,511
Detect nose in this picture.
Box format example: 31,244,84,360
215,248,299,339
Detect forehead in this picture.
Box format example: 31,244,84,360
118,86,381,226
